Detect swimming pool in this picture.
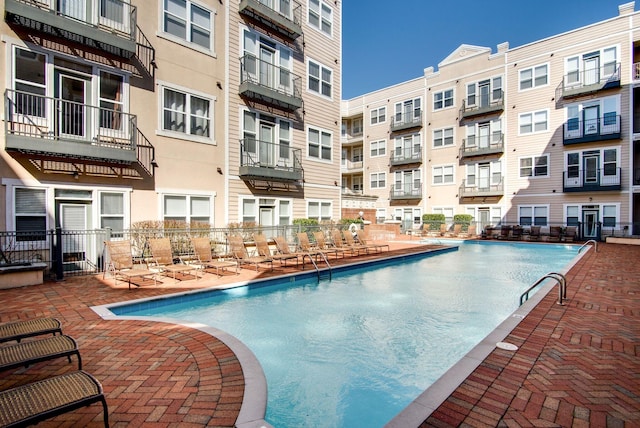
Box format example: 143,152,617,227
106,241,580,427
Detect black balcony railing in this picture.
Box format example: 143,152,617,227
239,0,303,39
389,184,422,200
390,148,422,166
239,138,303,182
239,54,303,111
563,115,621,144
460,134,504,158
556,63,621,99
390,111,422,132
459,179,504,198
563,168,621,192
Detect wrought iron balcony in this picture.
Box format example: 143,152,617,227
239,138,303,182
562,115,621,145
4,90,155,174
390,111,422,132
5,0,136,58
556,63,621,99
390,148,422,166
563,168,621,192
459,90,504,120
239,54,303,111
389,184,422,200
459,179,504,198
460,134,504,159
239,0,302,40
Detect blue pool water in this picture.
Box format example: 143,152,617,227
111,241,579,427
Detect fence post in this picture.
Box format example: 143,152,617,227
55,227,64,281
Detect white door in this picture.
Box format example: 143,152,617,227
584,56,600,85
478,124,490,149
58,73,88,139
58,0,86,21
478,165,490,190
259,47,275,89
60,204,88,271
583,105,599,136
582,209,599,239
259,207,275,238
259,123,275,166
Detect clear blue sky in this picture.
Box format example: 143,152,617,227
342,0,627,99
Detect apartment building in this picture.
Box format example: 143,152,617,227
342,2,640,239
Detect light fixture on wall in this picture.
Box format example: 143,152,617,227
217,167,223,175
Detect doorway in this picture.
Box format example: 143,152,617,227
56,72,89,138
582,208,599,239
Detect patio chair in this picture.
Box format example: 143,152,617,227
497,225,512,240
228,235,273,271
564,226,577,242
189,237,238,277
254,234,300,268
548,226,562,242
329,230,364,256
357,229,389,251
104,240,157,289
509,225,524,241
444,224,462,237
342,230,377,253
273,236,308,266
296,232,337,259
457,225,477,239
0,317,62,344
149,238,200,281
0,334,81,372
313,231,346,258
418,223,430,237
527,226,541,242
0,370,109,428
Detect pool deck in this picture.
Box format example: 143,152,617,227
0,239,638,427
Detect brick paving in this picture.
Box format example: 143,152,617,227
0,241,638,427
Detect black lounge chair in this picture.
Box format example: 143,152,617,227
0,318,62,344
0,334,82,372
0,370,109,428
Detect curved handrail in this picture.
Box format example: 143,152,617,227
578,239,598,253
519,272,567,306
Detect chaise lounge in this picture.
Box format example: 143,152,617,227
0,334,82,373
0,318,62,344
104,240,157,290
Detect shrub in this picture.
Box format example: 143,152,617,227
422,214,445,230
453,214,474,231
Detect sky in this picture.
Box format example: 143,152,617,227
341,0,627,99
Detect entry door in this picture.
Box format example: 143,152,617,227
583,55,600,85
259,123,275,166
478,165,490,190
583,105,599,135
478,124,490,149
403,209,413,233
57,73,87,138
478,208,490,230
259,46,275,88
60,204,88,270
259,207,275,238
479,81,490,107
583,153,600,185
403,171,412,194
582,209,599,239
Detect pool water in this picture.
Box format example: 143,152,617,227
112,241,579,428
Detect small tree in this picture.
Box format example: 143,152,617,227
422,214,445,230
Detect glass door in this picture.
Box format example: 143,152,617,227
259,46,275,89
57,0,86,21
583,153,600,185
57,73,88,139
582,209,599,239
478,165,490,190
478,124,490,149
478,208,490,230
583,54,600,85
583,105,599,136
479,80,490,107
259,123,275,167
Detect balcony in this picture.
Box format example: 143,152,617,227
459,179,504,198
390,184,422,200
341,187,363,196
390,148,422,166
239,0,302,40
341,159,363,173
556,63,621,100
459,90,504,120
239,54,303,111
4,89,155,175
390,111,422,132
5,0,136,58
563,168,621,192
341,131,363,145
460,134,504,159
239,138,303,183
563,115,621,145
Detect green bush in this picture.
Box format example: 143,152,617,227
293,218,319,234
422,214,445,229
453,214,474,231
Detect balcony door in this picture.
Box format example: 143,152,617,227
583,152,600,185
259,45,275,89
478,124,490,149
56,71,89,139
259,122,275,167
479,80,490,108
583,53,600,85
478,165,490,191
57,0,86,22
583,105,599,136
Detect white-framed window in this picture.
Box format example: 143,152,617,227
308,200,332,221
465,119,502,147
466,76,503,106
394,169,421,191
432,164,454,185
565,46,618,87
491,207,503,225
99,192,125,231
279,200,291,225
352,175,363,191
308,0,332,36
518,205,549,226
376,208,386,224
370,172,386,188
160,84,213,141
351,118,363,135
162,0,213,51
519,64,548,90
433,89,454,110
370,106,386,125
519,109,548,134
564,96,621,139
308,59,332,98
242,29,293,95
432,207,454,224
307,126,332,161
565,147,620,182
393,133,421,159
602,204,618,228
370,139,386,157
465,161,502,187
14,187,47,241
242,110,292,167
519,154,549,178
162,194,212,226
394,98,422,123
433,127,454,148
565,205,580,226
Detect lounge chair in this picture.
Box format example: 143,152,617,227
564,226,577,242
509,225,524,241
342,230,376,253
273,236,308,266
444,224,462,237
228,235,273,271
528,226,541,241
458,225,477,239
189,237,238,277
428,224,447,237
419,223,430,237
0,370,109,428
0,317,62,344
497,225,512,240
149,238,199,281
104,240,157,289
296,232,337,259
254,234,300,267
357,229,389,251
548,226,562,242
313,231,346,258
329,230,364,256
0,334,81,372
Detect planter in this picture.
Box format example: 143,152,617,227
0,262,47,288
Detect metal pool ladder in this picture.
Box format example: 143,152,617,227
519,272,567,306
304,251,332,281
578,239,598,253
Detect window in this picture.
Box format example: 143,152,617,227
308,0,332,36
279,200,291,226
308,201,332,221
370,172,386,189
376,208,386,224
433,207,454,224
242,111,292,166
519,64,548,90
519,155,549,177
565,47,618,86
394,134,421,159
602,205,617,227
394,98,421,123
433,127,454,147
433,89,453,110
163,0,212,50
603,149,617,176
15,188,47,241
242,199,257,224
308,126,332,161
13,48,47,118
99,192,125,231
370,107,386,125
99,71,125,131
432,165,454,184
370,139,386,157
466,77,503,106
352,118,362,135
308,59,332,98
163,194,211,226
567,152,580,178
519,206,548,226
162,86,212,138
566,206,579,226
519,110,548,134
